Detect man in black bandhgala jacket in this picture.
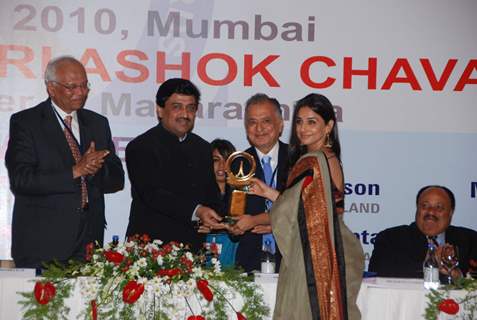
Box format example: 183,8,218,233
125,78,223,251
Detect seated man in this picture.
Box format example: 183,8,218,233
368,185,477,278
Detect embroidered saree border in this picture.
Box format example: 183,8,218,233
288,155,344,320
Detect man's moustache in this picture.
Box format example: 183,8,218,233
423,214,438,221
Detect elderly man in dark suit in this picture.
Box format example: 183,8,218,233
229,93,289,273
5,56,124,268
125,78,223,251
369,185,477,278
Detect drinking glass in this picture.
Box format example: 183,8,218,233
440,244,459,285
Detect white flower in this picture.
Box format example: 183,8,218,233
211,258,221,273
153,239,163,245
137,257,147,268
137,277,148,285
185,252,194,261
192,267,204,277
126,264,140,278
157,255,164,266
171,280,194,297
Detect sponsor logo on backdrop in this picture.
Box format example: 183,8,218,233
353,230,377,245
471,182,477,198
344,182,381,214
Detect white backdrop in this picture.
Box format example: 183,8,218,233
1,0,476,267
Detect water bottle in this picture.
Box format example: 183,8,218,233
261,239,276,274
423,242,440,290
112,235,119,247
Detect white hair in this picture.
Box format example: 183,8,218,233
44,55,81,83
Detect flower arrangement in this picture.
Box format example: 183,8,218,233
19,234,269,319
424,275,477,320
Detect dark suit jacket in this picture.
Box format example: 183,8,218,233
5,99,124,268
235,141,289,272
368,222,477,277
125,124,221,251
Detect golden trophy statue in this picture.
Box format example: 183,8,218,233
224,151,256,224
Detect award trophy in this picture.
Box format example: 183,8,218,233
224,151,256,224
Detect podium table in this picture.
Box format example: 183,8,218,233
2,272,475,319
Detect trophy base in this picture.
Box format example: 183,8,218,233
229,189,247,217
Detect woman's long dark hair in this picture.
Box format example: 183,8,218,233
210,138,236,160
289,93,341,166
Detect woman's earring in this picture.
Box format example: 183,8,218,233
325,133,332,148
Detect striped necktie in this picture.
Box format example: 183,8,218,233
64,116,88,209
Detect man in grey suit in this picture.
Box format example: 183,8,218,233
5,56,124,268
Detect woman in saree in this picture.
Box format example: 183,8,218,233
249,93,364,320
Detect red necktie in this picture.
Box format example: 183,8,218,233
64,116,88,209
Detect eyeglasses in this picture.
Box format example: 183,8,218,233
51,81,91,91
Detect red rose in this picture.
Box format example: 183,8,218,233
122,280,145,304
157,268,182,277
85,242,94,261
127,234,140,242
180,256,193,270
140,234,151,243
187,316,205,320
438,298,459,315
162,244,173,254
151,249,160,259
34,281,56,305
104,250,125,265
236,312,247,320
196,279,213,302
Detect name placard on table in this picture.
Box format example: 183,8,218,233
0,268,36,278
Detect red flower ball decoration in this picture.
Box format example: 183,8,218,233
236,311,247,320
187,316,205,320
122,280,145,304
34,281,56,305
196,279,214,302
104,250,125,265
438,298,460,315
